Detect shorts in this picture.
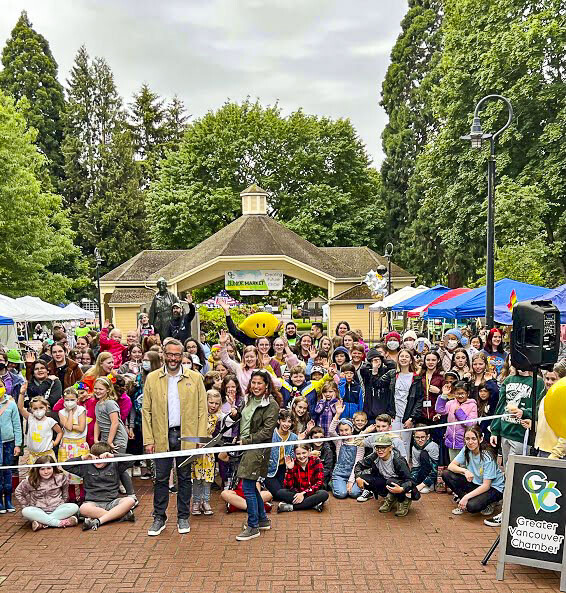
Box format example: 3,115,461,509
89,498,121,511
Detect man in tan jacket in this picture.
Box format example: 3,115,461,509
142,338,207,536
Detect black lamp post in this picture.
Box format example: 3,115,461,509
94,248,103,329
461,95,513,329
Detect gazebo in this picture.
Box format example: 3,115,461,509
100,185,415,337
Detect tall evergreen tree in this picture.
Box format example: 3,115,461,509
0,10,66,186
379,0,442,250
163,95,189,150
62,47,146,270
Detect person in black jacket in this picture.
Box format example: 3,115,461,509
218,299,281,347
377,348,423,455
167,296,196,344
354,433,417,517
360,350,394,422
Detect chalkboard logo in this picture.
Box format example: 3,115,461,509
522,469,562,514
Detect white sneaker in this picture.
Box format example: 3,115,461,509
484,512,502,527
419,486,432,494
451,507,465,515
132,466,142,477
356,489,374,502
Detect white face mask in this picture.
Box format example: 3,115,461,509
447,339,458,350
142,361,152,371
386,340,399,351
64,400,77,409
33,409,46,420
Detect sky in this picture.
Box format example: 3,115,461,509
1,0,408,167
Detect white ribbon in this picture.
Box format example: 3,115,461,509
1,414,509,470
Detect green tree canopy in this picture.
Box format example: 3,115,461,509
0,91,86,300
147,100,384,251
0,11,66,187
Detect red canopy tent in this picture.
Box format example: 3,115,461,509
407,288,471,318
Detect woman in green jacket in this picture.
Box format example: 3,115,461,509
229,369,280,541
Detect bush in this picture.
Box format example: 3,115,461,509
292,309,301,319
296,322,327,332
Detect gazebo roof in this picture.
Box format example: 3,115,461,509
101,214,414,284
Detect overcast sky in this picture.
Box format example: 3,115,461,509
1,0,408,166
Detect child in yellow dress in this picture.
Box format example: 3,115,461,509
191,390,224,516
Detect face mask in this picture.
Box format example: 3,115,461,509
64,400,77,409
447,339,458,350
403,340,415,350
142,361,152,371
461,337,469,347
386,340,399,351
33,409,46,420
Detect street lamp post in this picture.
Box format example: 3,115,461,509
94,248,103,329
384,242,394,331
461,95,513,329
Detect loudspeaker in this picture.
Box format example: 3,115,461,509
511,299,560,371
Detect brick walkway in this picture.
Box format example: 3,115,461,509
0,480,561,593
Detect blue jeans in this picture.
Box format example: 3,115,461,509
242,478,267,528
1,441,15,495
332,475,362,499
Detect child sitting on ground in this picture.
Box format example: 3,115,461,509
411,427,439,494
276,444,329,513
265,409,298,498
15,455,79,531
66,442,136,531
354,433,416,517
309,426,333,490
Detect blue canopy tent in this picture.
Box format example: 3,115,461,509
0,316,13,325
494,284,566,325
391,285,450,312
425,278,548,320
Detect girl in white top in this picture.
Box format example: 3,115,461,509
17,384,62,464
58,387,90,501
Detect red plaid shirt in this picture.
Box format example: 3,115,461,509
283,456,325,496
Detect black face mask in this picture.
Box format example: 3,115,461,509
0,363,6,371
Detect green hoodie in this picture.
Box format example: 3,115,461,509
490,374,545,444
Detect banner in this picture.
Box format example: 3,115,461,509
225,270,283,291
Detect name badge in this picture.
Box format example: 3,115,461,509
423,400,432,408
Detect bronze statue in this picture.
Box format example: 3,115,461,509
148,277,180,340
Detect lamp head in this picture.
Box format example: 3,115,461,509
469,116,484,149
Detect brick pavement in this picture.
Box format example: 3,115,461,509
0,480,561,593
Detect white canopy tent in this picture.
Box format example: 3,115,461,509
369,286,428,311
15,296,78,321
0,294,27,322
62,303,96,320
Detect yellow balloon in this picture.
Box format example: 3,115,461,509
544,376,566,438
238,312,280,339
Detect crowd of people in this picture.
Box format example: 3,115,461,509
1,303,565,542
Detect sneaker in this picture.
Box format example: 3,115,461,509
395,499,412,517
4,497,15,513
119,510,136,523
451,507,465,515
481,503,496,516
140,473,152,480
31,520,42,531
59,516,79,528
191,502,202,515
379,494,397,513
315,502,324,513
356,489,374,503
277,502,294,513
484,512,502,527
147,517,167,536
82,518,100,531
236,526,260,541
169,485,178,494
132,465,142,477
130,494,139,509
258,518,271,530
452,493,460,503
201,502,213,516
419,486,432,494
177,518,191,534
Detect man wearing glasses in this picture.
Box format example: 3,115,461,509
142,338,208,536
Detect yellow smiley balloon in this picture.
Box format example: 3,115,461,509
544,376,566,438
239,312,280,339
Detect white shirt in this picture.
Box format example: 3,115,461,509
167,366,182,428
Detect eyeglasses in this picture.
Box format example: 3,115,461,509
165,353,183,359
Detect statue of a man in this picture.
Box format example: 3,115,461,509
148,277,180,340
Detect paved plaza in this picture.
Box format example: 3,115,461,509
0,480,561,593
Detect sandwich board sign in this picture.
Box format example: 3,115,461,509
497,455,566,591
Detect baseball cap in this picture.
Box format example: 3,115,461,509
373,433,393,447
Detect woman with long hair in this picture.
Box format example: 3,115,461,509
480,328,508,379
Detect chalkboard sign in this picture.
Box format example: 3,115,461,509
497,455,566,591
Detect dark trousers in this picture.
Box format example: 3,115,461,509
264,464,286,499
153,428,192,520
442,470,503,513
276,488,329,510
365,473,407,502
410,450,435,487
0,441,15,495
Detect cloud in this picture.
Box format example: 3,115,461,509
0,0,409,166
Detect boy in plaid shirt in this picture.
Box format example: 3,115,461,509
275,444,329,513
